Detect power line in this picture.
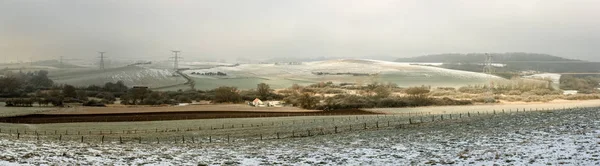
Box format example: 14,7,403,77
59,56,63,69
483,53,495,102
483,53,495,75
98,52,107,71
169,50,182,71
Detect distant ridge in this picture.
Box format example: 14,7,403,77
396,53,580,63
395,53,600,73
33,60,83,68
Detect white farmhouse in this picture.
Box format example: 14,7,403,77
252,98,265,107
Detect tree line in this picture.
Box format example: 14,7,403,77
2,70,476,110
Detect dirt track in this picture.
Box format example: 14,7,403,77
0,109,376,124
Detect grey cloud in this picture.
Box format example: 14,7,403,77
1,0,599,62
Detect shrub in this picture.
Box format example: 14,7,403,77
83,100,106,107
214,86,242,103
507,90,522,95
563,94,600,100
376,98,408,108
318,88,345,94
405,86,430,97
429,90,454,97
458,86,486,94
175,95,192,103
315,95,472,110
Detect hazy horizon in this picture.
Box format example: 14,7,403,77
1,0,599,63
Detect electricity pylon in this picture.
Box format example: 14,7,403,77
483,53,495,102
98,52,106,71
170,50,182,71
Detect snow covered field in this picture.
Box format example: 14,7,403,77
5,59,503,90
48,66,185,88
185,59,504,90
1,107,599,165
0,103,54,118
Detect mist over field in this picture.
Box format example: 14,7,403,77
2,0,600,165
1,0,600,63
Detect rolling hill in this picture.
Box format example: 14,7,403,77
183,59,503,90
396,53,600,73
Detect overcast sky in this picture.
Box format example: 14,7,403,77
1,0,599,62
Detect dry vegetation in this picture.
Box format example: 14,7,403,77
280,77,600,110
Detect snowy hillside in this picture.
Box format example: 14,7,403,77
185,59,504,90
49,66,186,88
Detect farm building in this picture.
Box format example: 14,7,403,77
251,98,265,107
249,99,284,107
563,90,578,95
267,101,283,107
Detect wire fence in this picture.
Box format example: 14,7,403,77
0,106,583,145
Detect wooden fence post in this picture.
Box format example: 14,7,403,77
209,136,212,143
101,135,105,144
59,134,62,141
156,137,160,144
468,112,471,117
17,133,20,139
409,118,412,124
376,121,379,128
81,136,84,143
119,136,123,144
335,126,338,133
277,133,280,139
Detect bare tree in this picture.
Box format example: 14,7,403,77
374,86,391,98
257,83,271,100
405,86,430,98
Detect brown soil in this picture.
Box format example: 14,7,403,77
0,109,377,124
44,104,320,115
